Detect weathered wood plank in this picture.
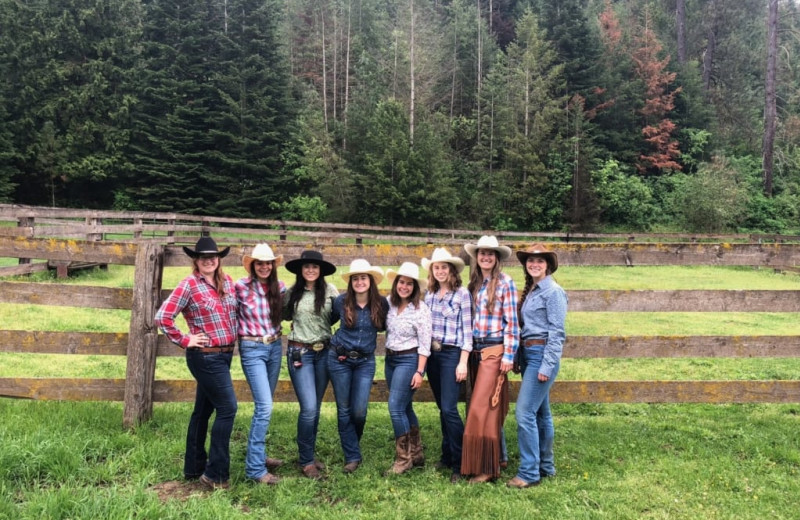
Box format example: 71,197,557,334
3,378,799,403
569,290,800,312
3,332,800,358
0,262,48,277
0,282,132,309
0,237,139,265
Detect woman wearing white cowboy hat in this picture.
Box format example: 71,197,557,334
507,243,567,489
155,236,238,490
421,247,473,482
461,235,520,484
235,243,286,485
383,262,432,475
327,258,389,473
283,250,339,480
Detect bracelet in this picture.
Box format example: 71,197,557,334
416,370,425,378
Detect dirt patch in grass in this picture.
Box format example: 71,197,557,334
149,480,205,502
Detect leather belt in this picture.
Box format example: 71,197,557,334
335,346,370,359
431,340,459,352
523,338,546,347
187,344,235,354
386,347,418,356
240,334,281,344
288,339,328,352
474,337,503,349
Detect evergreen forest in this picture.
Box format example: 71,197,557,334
2,0,800,232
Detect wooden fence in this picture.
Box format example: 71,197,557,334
2,224,800,428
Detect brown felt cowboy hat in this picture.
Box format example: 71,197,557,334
516,243,558,274
285,250,336,277
182,237,230,259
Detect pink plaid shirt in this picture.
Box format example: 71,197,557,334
235,277,286,338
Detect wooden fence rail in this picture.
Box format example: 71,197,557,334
2,233,800,428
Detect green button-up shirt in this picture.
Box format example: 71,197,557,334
285,282,339,343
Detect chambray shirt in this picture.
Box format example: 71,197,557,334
472,272,520,364
386,299,433,357
235,277,286,338
329,294,389,354
519,275,567,378
424,286,473,352
285,282,339,343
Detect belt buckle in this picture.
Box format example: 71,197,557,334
347,350,360,359
431,340,442,352
312,342,325,352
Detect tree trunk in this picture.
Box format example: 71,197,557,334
343,0,352,151
409,0,415,146
476,0,482,139
702,0,718,92
676,0,686,65
320,4,329,132
450,6,457,120
763,0,778,197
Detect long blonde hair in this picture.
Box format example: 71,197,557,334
192,257,228,299
467,251,501,311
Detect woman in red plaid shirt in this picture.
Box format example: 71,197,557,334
155,237,238,490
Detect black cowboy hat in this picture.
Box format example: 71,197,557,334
182,237,230,259
285,250,336,277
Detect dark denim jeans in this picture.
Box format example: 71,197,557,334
184,349,238,483
288,346,330,466
515,345,559,483
384,353,419,437
327,349,376,464
239,338,283,479
426,347,465,472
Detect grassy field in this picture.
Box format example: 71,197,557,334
1,264,800,518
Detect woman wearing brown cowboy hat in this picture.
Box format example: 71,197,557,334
283,250,339,480
155,237,238,490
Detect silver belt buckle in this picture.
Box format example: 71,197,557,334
311,342,325,352
431,340,442,352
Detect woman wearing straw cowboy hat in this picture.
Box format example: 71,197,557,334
328,258,389,473
461,235,520,484
421,247,473,482
155,236,238,490
235,243,286,485
283,250,339,480
507,243,567,489
383,262,432,475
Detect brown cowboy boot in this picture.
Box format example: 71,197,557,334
409,426,424,467
385,433,413,475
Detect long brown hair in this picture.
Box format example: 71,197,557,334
343,275,386,329
517,255,554,318
468,251,501,311
286,273,328,318
250,262,283,328
390,277,421,308
427,263,462,293
192,257,228,299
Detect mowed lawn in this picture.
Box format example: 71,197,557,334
1,264,799,519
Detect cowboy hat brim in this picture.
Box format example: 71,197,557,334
285,257,336,277
183,246,230,259
464,243,512,261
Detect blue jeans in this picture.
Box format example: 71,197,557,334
288,346,330,466
240,338,283,479
515,345,559,483
426,347,464,472
384,353,419,437
184,350,238,483
327,349,376,464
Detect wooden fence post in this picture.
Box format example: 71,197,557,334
123,243,164,428
18,217,33,265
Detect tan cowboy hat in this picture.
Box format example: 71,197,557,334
242,243,283,273
464,235,512,261
341,258,384,285
516,243,559,274
387,262,427,291
421,247,465,274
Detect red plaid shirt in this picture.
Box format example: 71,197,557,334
155,272,238,348
235,277,286,338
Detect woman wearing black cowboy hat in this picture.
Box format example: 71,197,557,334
155,237,238,490
283,250,339,480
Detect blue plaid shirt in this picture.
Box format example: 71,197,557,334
424,286,473,352
472,272,519,363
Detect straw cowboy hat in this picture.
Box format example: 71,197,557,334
182,237,230,259
464,235,512,261
242,243,283,273
285,250,336,277
341,258,384,285
516,242,559,274
421,247,465,274
387,262,427,291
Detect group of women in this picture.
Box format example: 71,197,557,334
154,234,567,490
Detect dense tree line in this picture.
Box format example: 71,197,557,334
1,0,800,231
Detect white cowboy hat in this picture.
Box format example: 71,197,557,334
242,243,283,273
341,258,384,285
421,247,465,274
387,262,427,291
464,235,512,261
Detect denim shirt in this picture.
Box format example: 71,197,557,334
520,275,568,378
329,293,388,354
